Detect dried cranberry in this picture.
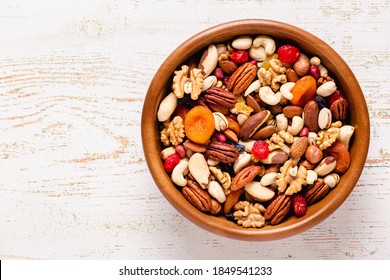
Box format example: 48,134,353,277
292,194,307,217
277,45,300,64
251,140,269,160
326,90,344,106
230,50,249,64
163,153,181,173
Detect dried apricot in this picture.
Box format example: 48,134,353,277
184,106,215,144
290,75,317,107
324,141,350,174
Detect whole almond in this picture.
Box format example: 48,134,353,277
283,105,303,118
303,100,319,132
219,60,238,74
290,137,308,159
286,68,299,82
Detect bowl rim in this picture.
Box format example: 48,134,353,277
141,19,370,241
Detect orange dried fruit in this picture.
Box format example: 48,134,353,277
184,106,215,144
324,141,350,174
290,75,317,107
224,189,244,214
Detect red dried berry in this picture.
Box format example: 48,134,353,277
292,194,307,217
230,50,249,64
251,140,269,160
163,153,181,173
277,45,301,64
326,90,344,106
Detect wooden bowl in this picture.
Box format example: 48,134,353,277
141,19,370,241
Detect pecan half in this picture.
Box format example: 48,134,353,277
204,87,236,114
182,180,212,212
264,194,292,225
205,141,239,164
227,62,257,95
231,165,261,191
330,98,348,121
303,178,330,205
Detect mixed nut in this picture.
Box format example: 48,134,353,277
157,34,354,228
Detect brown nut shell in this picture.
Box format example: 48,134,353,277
227,62,257,95
304,178,330,205
182,180,212,212
231,165,261,191
264,194,292,225
303,100,319,132
239,110,270,140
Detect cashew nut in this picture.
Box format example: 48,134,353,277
259,86,282,105
244,79,261,96
157,92,178,122
249,35,276,61
287,116,304,135
337,125,355,148
276,113,288,132
233,152,251,174
239,139,256,153
171,158,189,187
280,82,295,100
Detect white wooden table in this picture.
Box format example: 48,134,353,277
1,0,389,259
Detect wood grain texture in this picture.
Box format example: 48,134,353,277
0,0,389,259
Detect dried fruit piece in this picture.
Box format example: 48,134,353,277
291,194,307,217
230,50,249,64
290,75,317,107
224,189,244,214
277,45,300,64
184,106,215,144
324,141,350,174
252,140,269,160
164,153,181,173
326,89,344,106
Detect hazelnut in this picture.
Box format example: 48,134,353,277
305,145,323,164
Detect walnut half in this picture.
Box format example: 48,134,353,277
233,201,266,228
172,65,204,100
